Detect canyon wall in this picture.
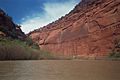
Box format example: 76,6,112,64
0,9,26,39
29,0,120,58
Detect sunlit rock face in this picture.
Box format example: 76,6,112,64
29,0,120,58
0,8,26,39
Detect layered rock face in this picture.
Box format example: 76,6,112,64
0,9,26,39
29,0,120,58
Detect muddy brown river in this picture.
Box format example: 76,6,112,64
0,60,120,80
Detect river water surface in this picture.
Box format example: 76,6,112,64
0,60,120,80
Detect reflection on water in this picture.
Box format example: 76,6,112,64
0,60,120,80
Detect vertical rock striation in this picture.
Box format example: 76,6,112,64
29,0,120,58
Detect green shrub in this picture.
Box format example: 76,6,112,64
109,38,120,58
0,38,55,60
0,38,71,60
0,38,40,60
24,37,40,49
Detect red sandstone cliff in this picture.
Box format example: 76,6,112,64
29,0,120,58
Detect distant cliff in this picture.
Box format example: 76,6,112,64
29,0,120,58
0,8,26,39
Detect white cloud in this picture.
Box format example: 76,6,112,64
20,0,80,33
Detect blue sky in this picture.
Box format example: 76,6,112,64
0,0,80,33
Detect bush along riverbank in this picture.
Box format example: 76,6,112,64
108,38,120,60
0,38,59,60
